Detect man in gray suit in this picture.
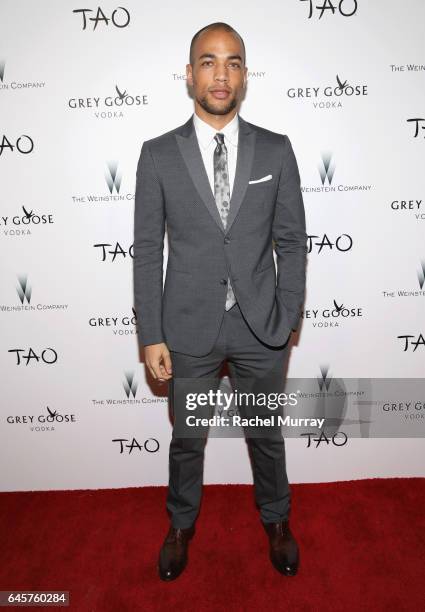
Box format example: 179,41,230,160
133,22,307,580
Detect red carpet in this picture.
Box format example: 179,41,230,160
1,478,424,611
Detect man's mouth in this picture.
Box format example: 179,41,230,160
210,89,231,100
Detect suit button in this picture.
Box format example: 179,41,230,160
220,278,228,285
224,236,230,244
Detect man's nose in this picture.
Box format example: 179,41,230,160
214,65,229,81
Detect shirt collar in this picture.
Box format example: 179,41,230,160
193,111,239,149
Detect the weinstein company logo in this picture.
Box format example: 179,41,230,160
91,370,167,406
0,60,46,91
419,263,425,289
67,84,147,119
88,307,137,336
105,161,121,193
0,134,34,156
17,275,31,304
382,261,425,299
390,63,425,73
72,161,134,204
301,152,372,193
173,69,266,81
300,0,358,19
123,371,138,398
1,205,55,237
406,118,425,138
317,365,332,391
73,6,131,30
286,74,367,109
319,152,334,185
303,298,364,327
390,198,423,220
6,406,77,432
0,275,69,313
297,365,349,447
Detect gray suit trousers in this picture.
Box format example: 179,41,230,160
166,302,291,528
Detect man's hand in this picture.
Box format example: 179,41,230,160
144,343,173,382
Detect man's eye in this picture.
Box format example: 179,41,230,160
202,61,213,66
229,63,241,68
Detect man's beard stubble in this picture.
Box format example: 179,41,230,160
197,93,238,116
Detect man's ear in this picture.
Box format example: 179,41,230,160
186,63,193,86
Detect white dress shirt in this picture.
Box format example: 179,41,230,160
192,111,239,199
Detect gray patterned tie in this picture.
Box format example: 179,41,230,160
214,132,237,311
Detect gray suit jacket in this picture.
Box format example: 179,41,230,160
133,113,307,357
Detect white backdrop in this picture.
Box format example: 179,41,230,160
1,0,424,492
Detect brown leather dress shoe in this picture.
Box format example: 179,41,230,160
158,524,195,581
262,519,299,576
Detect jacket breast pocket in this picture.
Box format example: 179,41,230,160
247,179,274,192
247,181,275,209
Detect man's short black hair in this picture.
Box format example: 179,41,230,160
189,22,246,66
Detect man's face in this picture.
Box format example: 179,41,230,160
187,28,247,116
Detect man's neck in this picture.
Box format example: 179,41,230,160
194,106,238,131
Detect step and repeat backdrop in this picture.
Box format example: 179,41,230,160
1,1,424,491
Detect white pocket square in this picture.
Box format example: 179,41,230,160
248,174,272,184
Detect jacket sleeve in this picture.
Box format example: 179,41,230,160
133,141,166,347
272,135,308,331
